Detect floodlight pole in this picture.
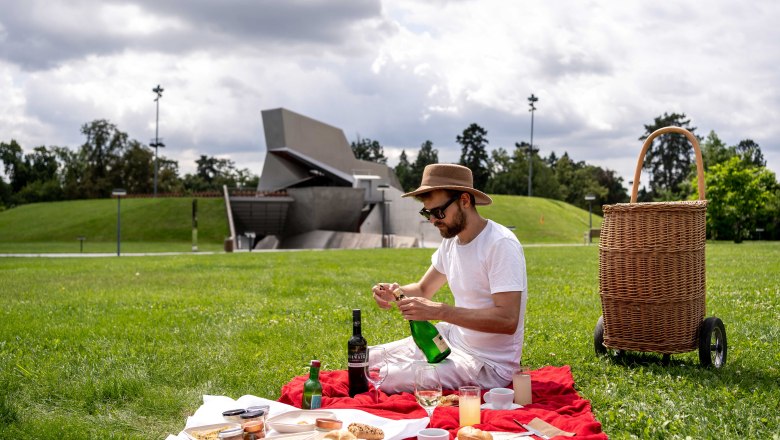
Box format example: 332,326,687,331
527,94,538,198
152,85,164,197
112,189,127,256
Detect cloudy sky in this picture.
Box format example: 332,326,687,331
1,0,779,187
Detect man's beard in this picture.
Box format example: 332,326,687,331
434,205,467,239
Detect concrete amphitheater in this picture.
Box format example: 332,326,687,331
225,108,442,250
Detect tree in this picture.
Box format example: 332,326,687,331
734,139,765,168
639,113,698,200
184,155,257,192
0,141,63,205
704,156,777,242
79,119,129,198
593,167,629,206
457,123,490,190
351,136,387,164
700,130,734,170
552,153,606,210
0,176,10,209
52,146,87,200
0,140,27,193
394,150,415,191
410,140,439,189
485,147,520,195
120,141,154,194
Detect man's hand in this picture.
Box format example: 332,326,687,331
372,282,400,310
396,296,443,321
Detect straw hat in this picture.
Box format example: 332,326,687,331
402,164,492,205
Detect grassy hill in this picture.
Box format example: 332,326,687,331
0,198,229,253
481,194,602,244
0,194,601,252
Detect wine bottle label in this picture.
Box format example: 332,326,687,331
310,395,322,409
347,362,368,368
432,334,449,352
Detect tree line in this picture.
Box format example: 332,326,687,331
352,112,779,241
0,119,259,207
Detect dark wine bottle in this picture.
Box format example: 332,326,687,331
302,359,322,409
347,309,369,397
394,288,451,363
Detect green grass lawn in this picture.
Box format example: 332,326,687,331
1,243,778,439
0,198,229,253
0,194,601,254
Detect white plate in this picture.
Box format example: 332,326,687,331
183,422,241,440
480,402,523,410
267,410,336,433
267,432,320,440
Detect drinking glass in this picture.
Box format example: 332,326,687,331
364,347,388,403
512,366,532,405
458,386,480,426
414,365,442,423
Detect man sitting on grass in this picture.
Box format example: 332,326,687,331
371,163,527,393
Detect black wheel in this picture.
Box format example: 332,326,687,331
699,317,727,368
594,316,607,355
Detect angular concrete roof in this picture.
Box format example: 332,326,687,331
258,108,400,192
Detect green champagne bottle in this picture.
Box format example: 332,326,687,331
393,288,451,363
302,360,322,409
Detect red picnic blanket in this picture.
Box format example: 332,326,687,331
278,365,607,439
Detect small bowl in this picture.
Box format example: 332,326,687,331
315,418,343,431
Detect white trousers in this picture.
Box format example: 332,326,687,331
374,323,510,394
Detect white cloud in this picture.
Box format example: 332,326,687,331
0,0,778,185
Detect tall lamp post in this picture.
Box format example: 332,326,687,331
112,189,127,256
527,94,538,197
585,194,595,244
151,84,165,197
377,184,390,248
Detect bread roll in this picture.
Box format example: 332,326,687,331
457,426,493,440
347,422,385,440
324,429,357,440
439,394,459,407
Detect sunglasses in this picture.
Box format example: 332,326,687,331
419,194,462,220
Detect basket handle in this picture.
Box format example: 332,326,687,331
631,126,705,203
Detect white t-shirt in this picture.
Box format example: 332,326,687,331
431,219,527,378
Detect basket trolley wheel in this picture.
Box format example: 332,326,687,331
699,316,727,368
594,316,623,357
594,315,607,355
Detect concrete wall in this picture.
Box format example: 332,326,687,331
284,187,365,237
359,186,443,248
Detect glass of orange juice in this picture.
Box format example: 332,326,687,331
458,386,480,426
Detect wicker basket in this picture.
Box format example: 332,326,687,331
599,126,707,354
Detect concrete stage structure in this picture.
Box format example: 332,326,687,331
225,108,441,250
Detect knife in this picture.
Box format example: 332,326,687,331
520,423,549,440
511,418,549,440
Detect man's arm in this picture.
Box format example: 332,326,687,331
397,290,522,335
371,265,447,309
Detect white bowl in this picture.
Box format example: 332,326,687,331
266,410,336,433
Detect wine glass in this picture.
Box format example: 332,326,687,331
414,364,442,423
364,347,388,403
